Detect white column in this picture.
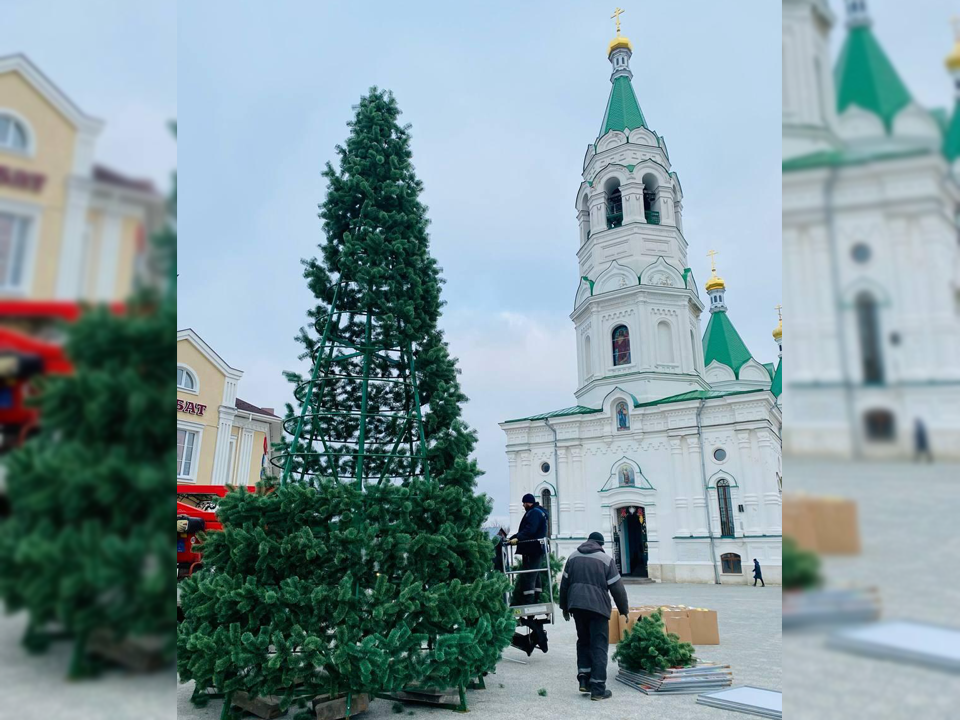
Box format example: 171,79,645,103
211,407,238,484
557,446,570,537
670,437,689,534
736,430,762,536
589,195,607,232
756,428,783,535
507,451,521,534
55,180,92,299
235,426,255,486
571,447,586,537
686,436,710,536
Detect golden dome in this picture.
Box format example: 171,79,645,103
608,34,633,56
773,319,782,341
705,272,725,292
948,18,960,70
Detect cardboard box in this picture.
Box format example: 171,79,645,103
609,609,622,644
687,608,720,645
808,497,860,555
782,496,818,551
618,606,658,640
659,608,693,644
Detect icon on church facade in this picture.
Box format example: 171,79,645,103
618,464,635,486
616,401,629,430
612,325,631,365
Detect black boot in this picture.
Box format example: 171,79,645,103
510,632,534,656
590,684,612,701
530,619,548,653
577,674,591,693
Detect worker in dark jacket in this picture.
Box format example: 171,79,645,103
559,532,629,701
509,494,548,602
753,558,764,587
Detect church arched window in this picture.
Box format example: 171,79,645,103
618,465,635,486
612,325,631,366
605,178,623,229
717,479,734,537
540,489,552,537
690,329,698,370
581,196,592,242
864,409,895,442
615,401,629,431
855,291,884,384
657,320,675,364
641,172,660,225
584,335,592,377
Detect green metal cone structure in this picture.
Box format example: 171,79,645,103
277,280,430,490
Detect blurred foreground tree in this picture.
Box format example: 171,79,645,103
177,89,512,716
0,123,177,677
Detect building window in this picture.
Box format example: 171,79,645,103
618,464,635,487
0,212,30,291
539,461,551,474
713,448,727,462
615,401,630,430
541,489,552,536
851,243,871,264
864,409,896,442
606,181,623,228
855,291,884,384
717,479,735,537
584,335,592,377
0,114,29,152
612,325,631,366
177,428,199,480
720,553,742,574
177,366,198,392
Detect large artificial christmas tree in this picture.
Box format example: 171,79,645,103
177,89,513,716
0,124,177,677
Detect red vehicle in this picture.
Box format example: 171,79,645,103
176,484,260,579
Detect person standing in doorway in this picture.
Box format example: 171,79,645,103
753,558,765,587
914,418,933,463
559,531,629,701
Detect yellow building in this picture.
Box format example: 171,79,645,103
0,54,164,304
177,329,283,486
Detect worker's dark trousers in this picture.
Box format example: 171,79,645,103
515,553,543,603
573,609,609,690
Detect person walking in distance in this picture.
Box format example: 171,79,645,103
914,418,933,463
753,558,765,587
559,531,629,701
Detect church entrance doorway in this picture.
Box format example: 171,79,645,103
617,506,648,577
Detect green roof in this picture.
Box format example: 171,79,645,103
599,75,646,139
702,311,753,377
503,405,601,424
944,99,960,161
771,359,782,398
762,362,775,380
930,107,949,135
782,143,930,172
634,388,767,409
835,25,912,132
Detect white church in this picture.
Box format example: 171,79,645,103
783,0,960,458
500,23,783,585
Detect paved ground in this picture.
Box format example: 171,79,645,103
175,582,780,720
786,459,960,720
0,608,175,720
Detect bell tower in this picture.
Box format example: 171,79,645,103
572,11,709,408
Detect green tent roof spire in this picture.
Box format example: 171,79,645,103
702,310,754,378
834,20,912,132
599,35,647,139
771,358,782,398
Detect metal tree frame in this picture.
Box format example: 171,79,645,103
267,280,475,715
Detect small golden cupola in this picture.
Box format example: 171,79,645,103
704,250,728,313
608,7,633,56
773,305,783,342
946,17,960,72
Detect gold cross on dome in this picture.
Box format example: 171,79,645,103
775,304,783,321
611,7,625,35
707,249,719,272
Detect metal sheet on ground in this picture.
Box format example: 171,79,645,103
696,686,782,719
828,620,960,671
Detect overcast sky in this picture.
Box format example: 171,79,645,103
13,1,953,519
4,1,176,192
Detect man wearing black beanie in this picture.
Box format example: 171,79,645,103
559,531,629,700
508,492,550,653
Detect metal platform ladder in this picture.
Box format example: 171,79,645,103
501,537,555,624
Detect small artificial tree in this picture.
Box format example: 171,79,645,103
0,124,177,677
613,611,696,674
782,536,822,590
177,88,513,717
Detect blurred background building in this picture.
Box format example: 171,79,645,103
783,0,960,458
177,328,282,487
0,54,165,451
